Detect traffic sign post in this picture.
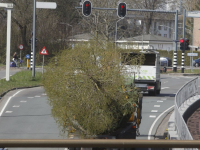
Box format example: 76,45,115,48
39,47,49,74
32,1,56,78
18,44,24,62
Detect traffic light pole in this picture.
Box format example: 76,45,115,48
181,9,186,73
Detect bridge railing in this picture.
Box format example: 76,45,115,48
175,77,198,140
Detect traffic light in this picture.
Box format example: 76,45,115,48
117,2,127,18
185,38,189,50
180,38,184,50
82,1,92,17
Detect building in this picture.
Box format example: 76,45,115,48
116,34,174,51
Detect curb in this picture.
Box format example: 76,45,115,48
0,86,42,100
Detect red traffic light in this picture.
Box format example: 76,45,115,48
117,2,127,18
82,1,92,17
180,39,184,43
121,5,125,9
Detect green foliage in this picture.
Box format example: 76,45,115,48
0,70,42,96
43,41,142,137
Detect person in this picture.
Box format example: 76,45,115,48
13,52,18,67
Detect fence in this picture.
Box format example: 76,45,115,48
174,77,198,141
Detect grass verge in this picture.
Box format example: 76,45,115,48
162,68,200,74
0,70,42,96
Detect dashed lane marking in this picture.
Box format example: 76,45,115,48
161,87,169,90
35,96,41,97
157,100,163,102
5,111,12,113
151,110,158,112
27,97,34,98
13,105,20,107
154,105,160,107
20,101,27,103
149,115,156,118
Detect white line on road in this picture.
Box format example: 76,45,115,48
5,111,12,113
161,98,167,100
0,89,24,116
35,96,41,97
154,105,160,107
13,105,20,107
27,97,34,98
20,101,27,103
151,110,158,112
157,101,163,102
161,87,169,90
149,115,156,118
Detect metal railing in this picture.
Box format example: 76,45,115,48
0,139,200,148
175,77,198,140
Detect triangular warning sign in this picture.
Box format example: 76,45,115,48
39,47,49,55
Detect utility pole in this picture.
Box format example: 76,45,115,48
181,9,186,73
32,0,36,78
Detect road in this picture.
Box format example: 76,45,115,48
0,72,199,150
137,75,200,141
0,68,21,79
0,87,67,150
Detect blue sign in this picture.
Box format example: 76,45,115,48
26,54,30,59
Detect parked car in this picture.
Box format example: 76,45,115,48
193,58,200,67
160,57,172,67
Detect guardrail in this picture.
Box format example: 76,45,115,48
175,77,198,140
0,139,199,148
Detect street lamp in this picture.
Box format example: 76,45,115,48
60,22,74,49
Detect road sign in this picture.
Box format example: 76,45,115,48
26,54,30,59
186,11,200,18
39,46,49,55
36,2,57,9
187,53,198,57
18,44,24,50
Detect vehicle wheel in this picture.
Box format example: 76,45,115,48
195,63,199,67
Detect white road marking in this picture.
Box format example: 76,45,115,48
27,97,34,98
149,115,156,118
0,90,24,116
154,105,160,107
20,101,27,103
161,87,169,90
13,105,20,107
148,105,174,141
42,93,47,96
161,98,167,100
157,101,163,102
5,111,12,113
151,110,158,112
35,96,41,97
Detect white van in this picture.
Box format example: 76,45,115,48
121,49,161,96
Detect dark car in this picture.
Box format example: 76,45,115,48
193,58,200,67
160,57,172,67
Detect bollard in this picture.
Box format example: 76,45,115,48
27,59,29,69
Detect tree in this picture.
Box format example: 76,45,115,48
43,41,143,137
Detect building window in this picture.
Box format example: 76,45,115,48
164,34,167,37
158,34,161,36
158,25,162,30
164,22,168,30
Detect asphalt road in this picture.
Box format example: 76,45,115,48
0,87,67,150
0,67,22,80
0,71,199,150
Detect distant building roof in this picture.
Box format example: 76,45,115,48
126,34,173,42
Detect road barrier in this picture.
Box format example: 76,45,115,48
174,77,198,147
